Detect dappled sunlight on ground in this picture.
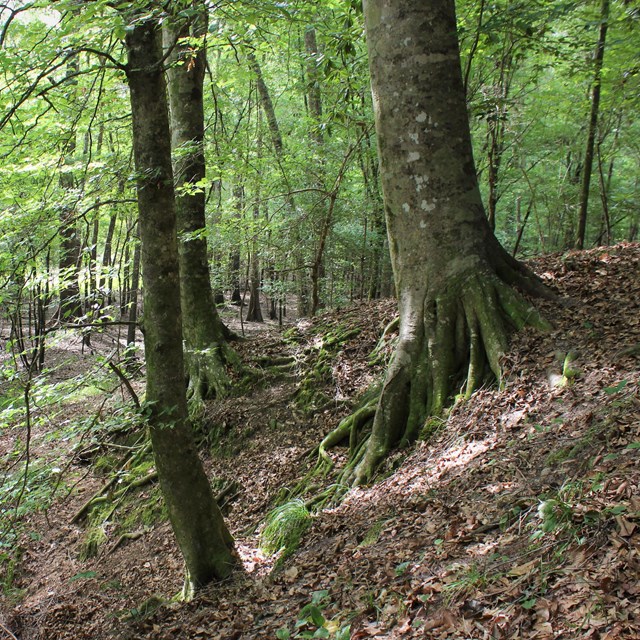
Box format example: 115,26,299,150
2,245,639,639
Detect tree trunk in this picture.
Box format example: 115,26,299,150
58,56,82,321
164,5,235,408
576,0,609,250
124,13,235,597
125,221,141,368
230,183,243,305
305,26,331,315
348,0,552,485
248,49,310,316
99,212,117,302
246,112,264,323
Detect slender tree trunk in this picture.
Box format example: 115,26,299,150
58,57,82,321
248,50,310,316
576,0,609,249
124,13,235,597
246,111,264,322
125,221,141,367
99,213,117,300
230,183,243,305
164,5,235,407
345,0,552,485
305,26,331,315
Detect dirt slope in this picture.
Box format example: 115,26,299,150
2,243,639,639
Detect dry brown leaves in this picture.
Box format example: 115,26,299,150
4,244,640,639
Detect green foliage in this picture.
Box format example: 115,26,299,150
277,589,351,640
260,499,311,559
531,481,604,542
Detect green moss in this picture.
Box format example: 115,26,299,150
121,489,166,530
79,525,108,560
359,519,388,547
419,416,446,441
94,454,119,474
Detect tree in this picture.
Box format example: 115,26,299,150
347,0,552,484
164,4,237,409
576,0,609,249
123,9,235,597
57,55,83,321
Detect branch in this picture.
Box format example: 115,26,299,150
108,361,140,409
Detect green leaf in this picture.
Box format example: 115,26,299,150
603,380,628,394
310,590,329,605
335,625,351,640
69,571,97,582
522,598,537,610
297,604,325,628
276,628,290,639
608,505,627,515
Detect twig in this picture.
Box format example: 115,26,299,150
0,620,19,640
108,361,140,408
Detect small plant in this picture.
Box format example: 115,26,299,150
531,481,603,542
276,590,351,639
261,499,311,560
442,563,489,605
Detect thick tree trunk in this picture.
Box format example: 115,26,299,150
164,7,235,409
349,0,552,485
124,14,235,597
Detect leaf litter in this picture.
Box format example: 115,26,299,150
1,243,639,639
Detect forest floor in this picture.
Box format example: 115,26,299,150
1,243,639,640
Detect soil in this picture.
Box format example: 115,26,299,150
1,243,639,639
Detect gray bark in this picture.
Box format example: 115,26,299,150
576,0,609,249
350,0,551,484
124,13,235,596
164,6,235,406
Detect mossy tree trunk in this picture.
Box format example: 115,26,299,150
164,5,236,410
351,0,552,485
124,13,235,597
58,56,82,321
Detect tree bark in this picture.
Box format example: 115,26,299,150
124,13,235,597
246,111,264,323
164,5,235,408
305,26,330,315
247,49,310,316
58,57,82,321
348,0,552,485
576,0,609,250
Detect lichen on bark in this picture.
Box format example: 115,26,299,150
164,6,237,412
316,0,556,488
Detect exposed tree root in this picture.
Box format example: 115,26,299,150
184,344,240,416
346,271,551,486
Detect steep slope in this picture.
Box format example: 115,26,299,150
3,244,639,639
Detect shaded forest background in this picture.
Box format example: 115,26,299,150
0,0,638,343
